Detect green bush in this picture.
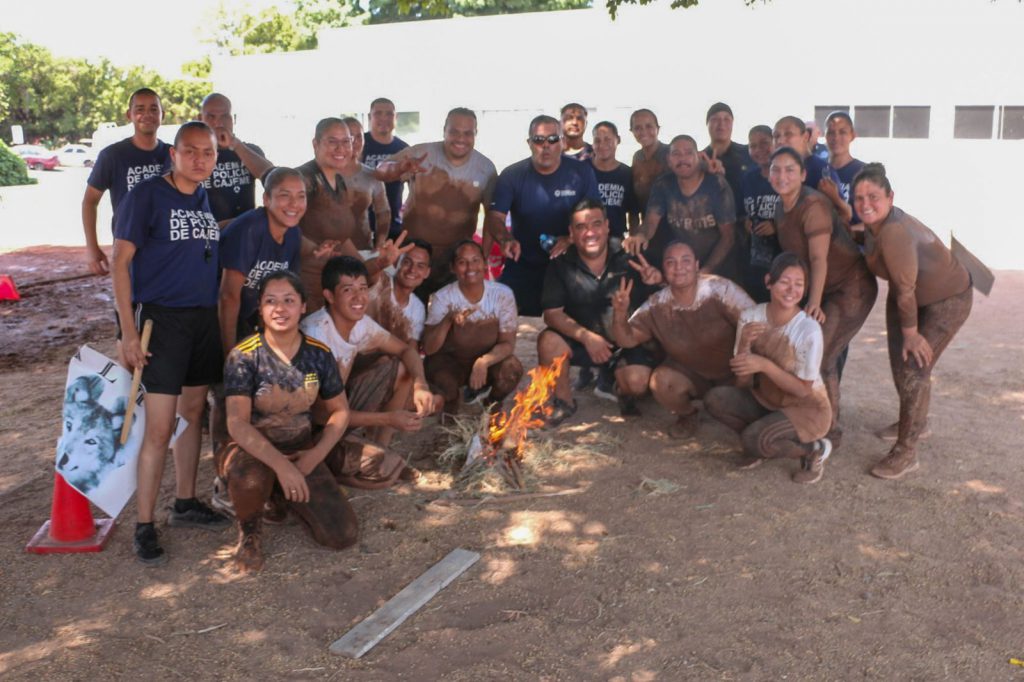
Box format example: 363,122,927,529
0,139,36,187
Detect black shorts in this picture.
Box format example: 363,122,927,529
547,329,658,370
128,304,223,395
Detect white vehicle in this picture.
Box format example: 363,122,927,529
57,143,98,168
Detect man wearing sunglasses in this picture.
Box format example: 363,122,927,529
485,115,601,316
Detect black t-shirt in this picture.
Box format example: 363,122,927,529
202,145,265,222
587,161,638,238
702,141,752,216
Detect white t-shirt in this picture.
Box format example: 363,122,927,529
426,280,518,334
734,305,824,385
300,308,391,380
369,274,426,342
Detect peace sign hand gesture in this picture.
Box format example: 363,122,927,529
377,230,415,267
612,276,634,317
700,148,725,176
628,253,662,286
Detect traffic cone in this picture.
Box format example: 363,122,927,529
25,473,115,553
0,275,19,302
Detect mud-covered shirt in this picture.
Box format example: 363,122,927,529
300,308,392,381
629,275,753,381
224,332,344,451
735,304,830,442
114,175,219,307
219,207,301,326
88,137,170,226
631,142,670,211
341,163,389,249
587,161,638,238
426,280,518,359
202,145,265,222
646,172,737,268
368,275,426,343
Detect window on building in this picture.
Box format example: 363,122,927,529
814,105,849,128
954,106,994,139
893,106,930,139
854,106,891,138
397,111,420,137
1000,106,1024,140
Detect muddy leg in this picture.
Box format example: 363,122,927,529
219,444,275,572
487,355,524,403
289,461,359,550
425,352,469,415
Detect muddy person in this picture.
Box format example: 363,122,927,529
361,97,409,241
561,102,593,161
624,135,738,279
83,87,171,276
536,199,657,426
853,163,973,480
704,252,834,483
423,240,524,415
486,115,600,316
628,108,670,212
198,93,273,226
773,116,852,225
768,146,878,446
332,117,391,251
739,125,781,302
611,241,754,437
111,121,230,566
301,256,433,488
375,107,500,297
586,121,640,240
366,238,432,347
220,270,357,572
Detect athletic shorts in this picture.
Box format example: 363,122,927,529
548,329,658,370
128,304,223,395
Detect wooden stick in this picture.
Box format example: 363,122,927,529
120,318,153,445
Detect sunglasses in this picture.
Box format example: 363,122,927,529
529,134,561,146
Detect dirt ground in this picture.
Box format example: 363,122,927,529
1,246,1023,681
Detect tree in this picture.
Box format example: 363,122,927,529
604,0,764,20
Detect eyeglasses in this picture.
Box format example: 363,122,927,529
529,135,561,146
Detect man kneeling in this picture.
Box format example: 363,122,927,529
301,256,435,488
221,271,356,573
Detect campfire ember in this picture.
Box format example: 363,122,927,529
464,353,568,490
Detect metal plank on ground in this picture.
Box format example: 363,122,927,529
329,547,481,659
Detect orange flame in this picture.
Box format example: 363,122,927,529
486,353,568,459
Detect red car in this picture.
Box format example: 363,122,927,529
12,145,60,171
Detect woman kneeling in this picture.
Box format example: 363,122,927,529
705,253,834,484
220,270,357,572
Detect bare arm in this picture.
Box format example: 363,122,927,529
805,230,830,320
232,140,273,181
731,353,815,398
421,311,455,356
218,268,246,355
484,209,520,260
111,239,143,369
543,307,613,364
82,185,108,275
701,221,735,274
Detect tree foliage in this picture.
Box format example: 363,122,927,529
0,139,35,187
604,0,765,20
0,33,208,146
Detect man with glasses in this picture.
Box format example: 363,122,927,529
485,115,600,316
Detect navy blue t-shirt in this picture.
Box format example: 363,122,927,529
740,167,781,269
587,160,637,238
202,145,265,223
219,207,301,325
803,154,841,191
703,142,753,217
87,137,170,224
834,158,866,223
114,176,220,308
362,133,408,237
490,158,601,267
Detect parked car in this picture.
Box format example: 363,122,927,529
57,143,98,167
11,145,60,171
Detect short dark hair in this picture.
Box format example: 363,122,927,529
669,134,698,149
528,114,560,137
825,110,855,130
774,116,808,135
370,97,395,110
404,237,433,257
705,102,734,123
770,146,806,171
593,121,620,140
449,239,485,267
314,117,346,141
340,116,362,129
851,162,893,197
174,121,215,147
662,240,696,263
445,107,477,128
629,108,659,129
767,252,809,286
572,197,607,218
257,269,306,304
321,256,369,292
128,87,161,109
263,167,303,194
560,102,587,117
748,124,773,139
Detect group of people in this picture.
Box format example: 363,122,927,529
82,88,974,571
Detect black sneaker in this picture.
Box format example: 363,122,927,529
168,498,232,530
544,397,578,429
134,523,168,566
572,366,595,391
593,368,617,402
618,394,641,417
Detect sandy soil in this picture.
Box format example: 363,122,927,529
1,246,1023,680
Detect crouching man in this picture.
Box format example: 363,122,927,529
221,271,357,572
301,256,435,488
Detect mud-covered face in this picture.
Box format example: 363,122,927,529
852,178,894,228
326,274,370,323
662,242,698,289
769,153,806,198
629,111,659,148
668,139,700,180
825,117,856,158
170,128,218,184
767,265,806,310
313,123,354,173
561,107,587,142
707,111,734,145
592,125,619,164
452,243,486,286
443,114,476,161
748,131,773,167
264,176,307,228
128,92,163,136
397,246,431,290
773,121,809,155
570,207,609,259
260,277,306,333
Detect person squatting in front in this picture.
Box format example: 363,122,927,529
704,252,834,484
220,270,357,573
111,121,231,566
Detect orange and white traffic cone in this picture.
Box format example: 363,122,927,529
25,473,115,553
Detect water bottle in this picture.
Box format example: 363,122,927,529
539,233,557,253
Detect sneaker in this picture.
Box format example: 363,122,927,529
544,397,577,428
210,477,235,517
134,523,168,567
618,394,641,417
792,438,832,484
870,446,920,480
876,422,931,442
168,497,232,530
462,385,492,407
593,370,617,402
572,366,595,391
